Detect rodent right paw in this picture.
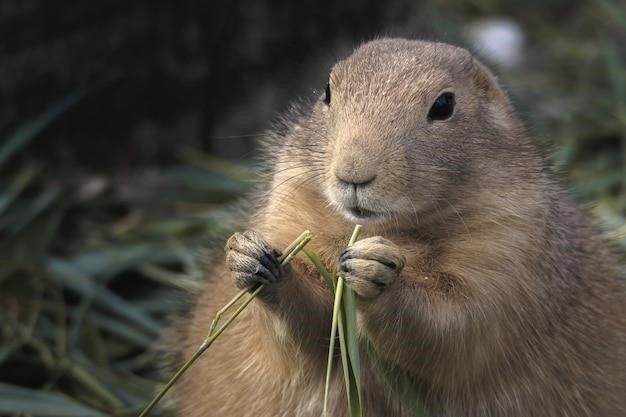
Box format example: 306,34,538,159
225,230,283,291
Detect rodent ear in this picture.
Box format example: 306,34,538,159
471,58,517,131
471,58,506,100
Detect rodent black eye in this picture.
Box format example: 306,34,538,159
323,82,331,105
428,92,455,121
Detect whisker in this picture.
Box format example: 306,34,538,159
442,197,472,239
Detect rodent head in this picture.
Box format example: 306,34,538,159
280,39,530,227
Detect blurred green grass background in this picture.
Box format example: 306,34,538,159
1,0,625,415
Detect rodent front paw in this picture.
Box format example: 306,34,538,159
339,236,405,298
225,230,283,291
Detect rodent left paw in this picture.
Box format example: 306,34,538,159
339,236,405,298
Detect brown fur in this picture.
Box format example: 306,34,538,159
175,39,626,416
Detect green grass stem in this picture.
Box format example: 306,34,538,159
323,224,362,417
137,230,312,417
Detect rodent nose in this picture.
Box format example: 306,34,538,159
334,155,378,186
335,173,377,187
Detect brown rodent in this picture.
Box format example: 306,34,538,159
175,39,626,416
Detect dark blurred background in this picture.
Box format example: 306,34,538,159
1,1,625,415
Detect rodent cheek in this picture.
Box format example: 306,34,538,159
324,159,355,209
326,175,357,207
379,152,429,212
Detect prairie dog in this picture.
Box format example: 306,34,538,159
176,39,626,416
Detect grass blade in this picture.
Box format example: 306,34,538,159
46,258,163,336
302,247,334,289
323,224,362,417
0,165,38,215
68,242,179,280
0,71,122,168
0,94,82,167
323,273,344,417
341,278,362,413
3,186,62,236
337,308,361,416
0,382,107,417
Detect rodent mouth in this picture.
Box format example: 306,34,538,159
344,206,385,224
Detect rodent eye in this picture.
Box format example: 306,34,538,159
428,92,455,121
323,82,331,105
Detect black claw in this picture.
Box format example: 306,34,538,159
243,273,272,290
253,262,277,283
259,252,279,277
